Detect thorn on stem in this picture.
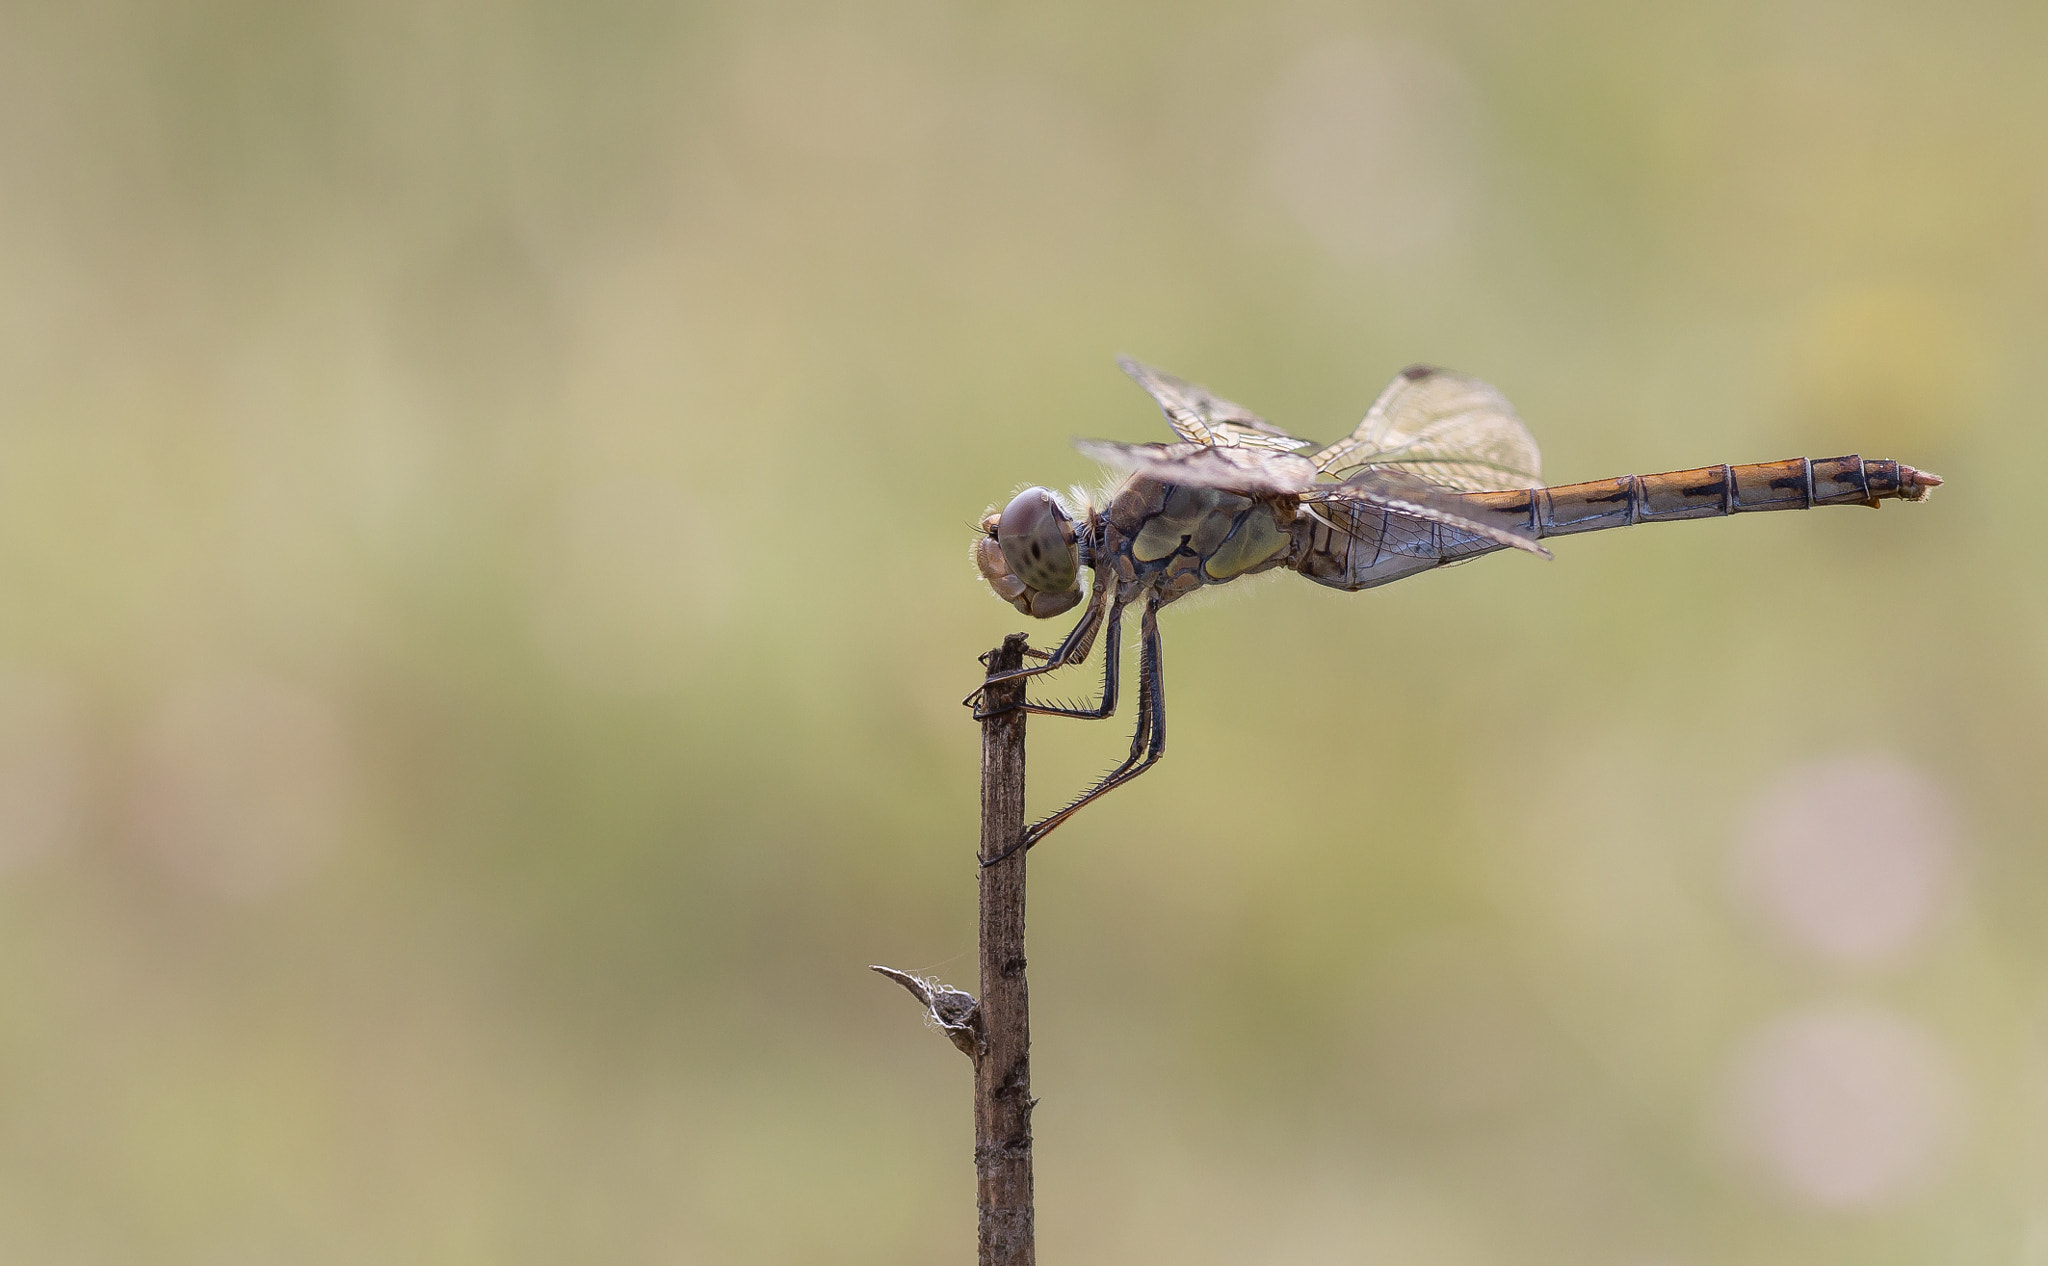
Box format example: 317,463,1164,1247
870,965,983,1059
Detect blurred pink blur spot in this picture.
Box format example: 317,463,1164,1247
1727,1004,1959,1209
1734,753,1956,966
131,675,352,901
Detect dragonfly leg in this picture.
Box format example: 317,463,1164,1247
981,594,1166,866
965,575,1114,717
1004,598,1123,721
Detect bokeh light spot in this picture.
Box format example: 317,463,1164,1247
1725,1004,1959,1209
1734,753,1955,966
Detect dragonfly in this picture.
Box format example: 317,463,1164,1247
969,357,1942,864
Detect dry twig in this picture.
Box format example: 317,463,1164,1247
872,632,1036,1266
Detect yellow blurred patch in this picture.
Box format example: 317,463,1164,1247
1787,285,1983,450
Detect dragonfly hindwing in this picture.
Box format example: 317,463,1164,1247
1312,365,1542,492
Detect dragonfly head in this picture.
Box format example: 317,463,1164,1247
974,486,1082,618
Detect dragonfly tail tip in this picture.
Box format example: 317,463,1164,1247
1900,464,1943,500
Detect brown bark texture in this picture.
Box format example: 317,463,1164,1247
870,633,1036,1266
975,632,1035,1266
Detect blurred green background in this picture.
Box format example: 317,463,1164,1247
0,1,2040,1262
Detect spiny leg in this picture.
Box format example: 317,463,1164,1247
997,597,1124,721
1012,596,1164,852
965,571,1115,717
982,593,1168,866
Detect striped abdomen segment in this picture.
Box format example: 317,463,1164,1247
1467,456,1942,537
1291,455,1940,592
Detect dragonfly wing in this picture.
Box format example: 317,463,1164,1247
1117,356,1311,451
1312,467,1551,558
1076,438,1320,495
1310,365,1542,491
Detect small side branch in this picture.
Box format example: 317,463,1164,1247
869,964,982,1059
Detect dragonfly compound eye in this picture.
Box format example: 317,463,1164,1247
996,487,1079,596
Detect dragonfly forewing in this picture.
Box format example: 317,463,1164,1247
1117,356,1311,450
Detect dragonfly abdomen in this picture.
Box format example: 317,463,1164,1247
1474,456,1941,537
1293,455,1941,593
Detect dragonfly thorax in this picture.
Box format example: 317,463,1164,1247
974,487,1084,618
